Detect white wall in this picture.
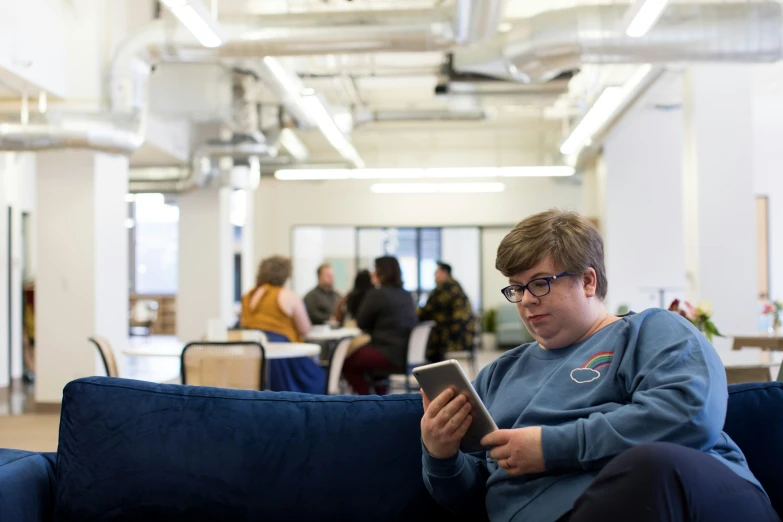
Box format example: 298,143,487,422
255,176,583,262
602,72,688,314
441,228,481,311
481,227,514,311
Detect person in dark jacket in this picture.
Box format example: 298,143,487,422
418,262,475,363
343,256,417,395
303,263,342,325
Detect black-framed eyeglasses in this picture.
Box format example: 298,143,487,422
501,272,573,303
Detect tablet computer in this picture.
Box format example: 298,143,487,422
413,359,498,453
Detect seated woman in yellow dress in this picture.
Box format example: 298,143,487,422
240,256,324,393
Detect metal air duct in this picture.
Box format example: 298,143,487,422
454,2,783,83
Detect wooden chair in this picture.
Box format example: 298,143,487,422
88,337,120,378
181,341,266,391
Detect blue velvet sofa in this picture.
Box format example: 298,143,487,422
1,378,782,521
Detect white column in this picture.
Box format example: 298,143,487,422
602,72,687,314
36,150,129,404
177,186,234,342
683,65,757,362
241,188,256,296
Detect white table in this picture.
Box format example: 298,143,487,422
306,327,362,342
123,342,321,359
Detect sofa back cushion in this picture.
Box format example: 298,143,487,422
56,377,463,522
725,382,783,516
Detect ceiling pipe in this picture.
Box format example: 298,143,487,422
455,0,505,44
454,2,783,83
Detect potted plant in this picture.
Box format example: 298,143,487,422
668,299,723,342
481,308,498,351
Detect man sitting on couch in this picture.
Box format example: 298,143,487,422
420,210,780,522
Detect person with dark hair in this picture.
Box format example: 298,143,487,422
420,210,777,522
333,270,374,325
418,261,475,362
303,263,342,325
342,256,417,395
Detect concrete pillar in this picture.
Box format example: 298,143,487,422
35,150,129,404
177,186,234,342
683,65,757,360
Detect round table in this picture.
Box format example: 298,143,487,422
306,327,362,342
123,342,321,359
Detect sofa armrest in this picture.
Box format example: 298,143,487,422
0,449,55,522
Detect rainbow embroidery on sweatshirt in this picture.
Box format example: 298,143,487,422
582,352,614,371
570,352,614,384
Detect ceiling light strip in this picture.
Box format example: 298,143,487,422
161,0,224,48
370,182,506,194
274,166,574,181
625,0,669,38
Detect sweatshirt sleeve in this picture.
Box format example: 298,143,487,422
542,310,727,471
421,365,492,515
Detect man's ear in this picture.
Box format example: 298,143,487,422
583,268,598,297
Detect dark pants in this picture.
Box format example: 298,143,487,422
559,442,780,522
342,346,397,395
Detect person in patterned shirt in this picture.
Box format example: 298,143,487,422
418,262,475,362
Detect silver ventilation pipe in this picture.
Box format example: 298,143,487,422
353,109,490,126
455,0,505,44
454,2,783,83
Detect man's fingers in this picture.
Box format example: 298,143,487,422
425,388,455,418
454,414,472,439
446,401,471,429
481,429,510,447
489,446,511,461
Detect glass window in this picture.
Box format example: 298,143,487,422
133,194,179,295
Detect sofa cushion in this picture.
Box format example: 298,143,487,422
725,382,783,516
0,449,56,522
56,377,464,522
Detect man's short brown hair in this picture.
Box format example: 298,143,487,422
256,256,292,287
317,263,332,277
495,209,607,299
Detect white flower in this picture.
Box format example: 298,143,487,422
696,301,713,319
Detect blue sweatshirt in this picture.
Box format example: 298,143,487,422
422,309,764,522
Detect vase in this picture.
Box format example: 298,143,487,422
770,320,782,337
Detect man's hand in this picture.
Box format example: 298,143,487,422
481,427,545,476
421,388,473,459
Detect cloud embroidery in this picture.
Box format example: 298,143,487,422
570,368,601,384
570,352,614,384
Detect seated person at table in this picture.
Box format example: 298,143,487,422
418,261,475,363
343,257,417,395
333,269,374,326
420,210,778,522
303,263,342,325
240,256,323,394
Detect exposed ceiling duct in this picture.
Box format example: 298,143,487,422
0,113,144,154
455,0,504,44
353,109,490,126
454,2,783,83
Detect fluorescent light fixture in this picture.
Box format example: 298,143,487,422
371,183,506,194
278,128,310,162
625,0,668,38
161,0,223,48
560,64,653,156
299,94,365,168
274,166,573,181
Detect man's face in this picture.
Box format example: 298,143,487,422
320,267,334,288
434,267,448,285
508,255,596,350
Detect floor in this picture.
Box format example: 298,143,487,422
0,335,506,454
